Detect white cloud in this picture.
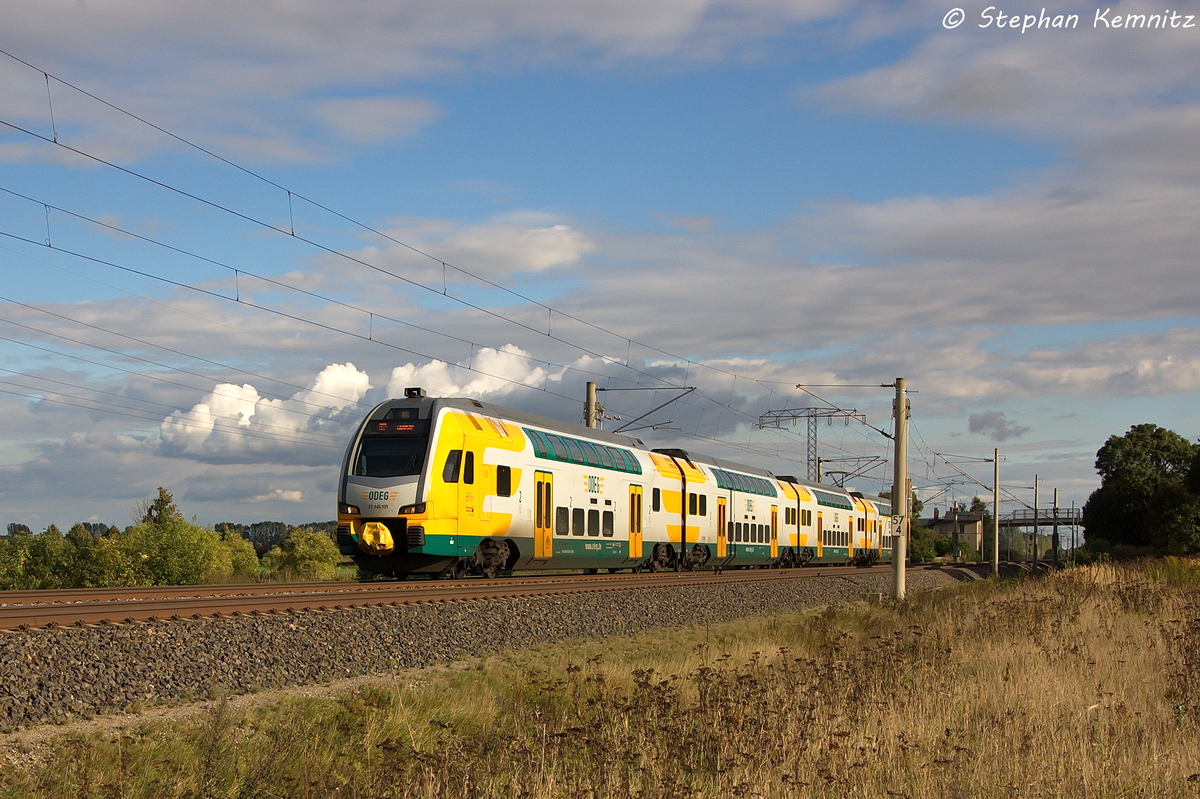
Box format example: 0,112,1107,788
251,488,305,503
386,344,553,398
0,0,855,162
373,213,596,276
159,362,371,463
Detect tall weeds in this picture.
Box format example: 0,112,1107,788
5,561,1200,797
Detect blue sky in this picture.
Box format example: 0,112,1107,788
1,0,1199,528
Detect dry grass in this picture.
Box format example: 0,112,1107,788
5,562,1200,797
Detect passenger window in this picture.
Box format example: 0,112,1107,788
688,493,697,515
564,438,585,463
699,495,707,516
727,521,733,539
550,436,570,460
597,447,614,469
735,522,742,542
602,511,614,537
556,507,570,535
497,465,512,497
652,488,661,512
573,507,585,536
442,450,462,483
463,451,475,484
579,441,601,467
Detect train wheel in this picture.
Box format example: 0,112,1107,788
583,568,599,575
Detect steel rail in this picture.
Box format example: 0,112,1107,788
0,565,890,631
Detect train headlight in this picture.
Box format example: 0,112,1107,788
340,503,361,515
399,502,426,515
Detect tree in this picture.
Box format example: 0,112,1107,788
1083,424,1200,551
124,487,236,585
1146,483,1200,556
969,496,994,534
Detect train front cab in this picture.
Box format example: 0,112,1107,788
338,395,529,578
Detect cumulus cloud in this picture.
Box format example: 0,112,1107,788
369,213,596,276
968,411,1030,442
159,362,371,464
386,344,553,398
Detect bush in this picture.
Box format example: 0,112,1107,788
219,529,261,579
909,525,937,564
272,529,342,580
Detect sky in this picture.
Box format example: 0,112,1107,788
1,0,1198,530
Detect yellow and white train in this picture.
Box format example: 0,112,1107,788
336,389,895,578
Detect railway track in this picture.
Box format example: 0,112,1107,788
0,565,891,631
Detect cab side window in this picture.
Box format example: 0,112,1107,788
442,450,462,483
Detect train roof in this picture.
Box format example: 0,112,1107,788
366,394,883,504
649,448,776,480
366,394,650,450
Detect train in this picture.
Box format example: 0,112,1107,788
336,388,896,578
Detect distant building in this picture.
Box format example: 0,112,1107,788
923,507,984,555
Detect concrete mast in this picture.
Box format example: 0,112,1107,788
892,378,908,601
992,448,1000,577
585,381,598,429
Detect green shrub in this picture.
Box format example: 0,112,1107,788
273,529,341,580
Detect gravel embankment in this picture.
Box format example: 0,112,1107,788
0,568,960,731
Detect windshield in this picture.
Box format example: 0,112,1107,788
354,437,428,478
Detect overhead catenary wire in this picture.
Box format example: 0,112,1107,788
0,293,369,418
0,50,829,414
0,117,692,396
0,222,806,464
0,50,862,470
0,231,584,406
0,334,357,449
0,367,347,444
0,187,664,393
0,383,344,450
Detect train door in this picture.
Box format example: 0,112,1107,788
770,505,779,558
847,514,854,557
816,512,824,558
534,471,553,559
717,497,727,558
459,449,478,533
629,485,643,559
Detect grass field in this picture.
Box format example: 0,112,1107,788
4,561,1200,797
